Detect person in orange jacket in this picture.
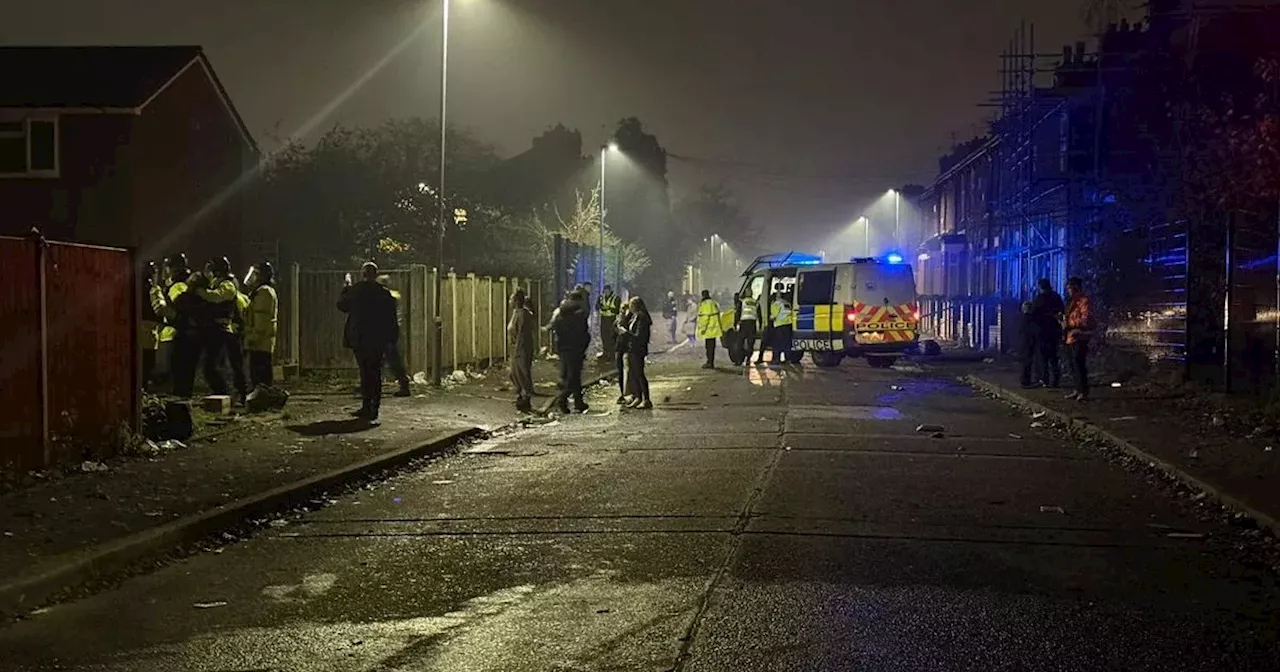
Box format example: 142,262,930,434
1063,277,1093,401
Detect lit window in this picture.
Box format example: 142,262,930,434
0,117,59,178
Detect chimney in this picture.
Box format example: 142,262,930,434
1063,45,1074,65
1075,41,1086,63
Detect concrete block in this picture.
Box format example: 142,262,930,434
201,395,232,415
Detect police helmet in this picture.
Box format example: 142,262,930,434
257,261,275,283
210,256,232,276
166,253,190,275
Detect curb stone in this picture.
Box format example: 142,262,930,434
964,374,1280,540
0,426,482,620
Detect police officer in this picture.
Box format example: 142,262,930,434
662,291,679,343
196,256,248,402
756,282,784,366
164,254,204,398
243,262,279,390
695,289,723,369
140,261,161,388
735,290,760,367
376,275,412,397
769,286,795,366
596,284,622,361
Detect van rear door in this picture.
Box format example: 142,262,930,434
792,266,843,351
850,263,919,345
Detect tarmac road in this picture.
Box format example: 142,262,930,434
2,349,1278,671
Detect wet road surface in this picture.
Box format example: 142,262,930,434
3,353,1278,670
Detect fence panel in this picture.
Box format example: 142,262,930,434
275,263,299,367
457,274,477,367
0,237,137,470
0,237,43,470
297,269,413,369
442,273,458,371
43,242,138,463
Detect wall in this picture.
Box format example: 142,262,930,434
0,112,134,243
125,59,256,264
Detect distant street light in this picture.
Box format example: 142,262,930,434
888,188,901,248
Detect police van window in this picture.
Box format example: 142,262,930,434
748,275,765,301
797,270,836,305
872,264,916,302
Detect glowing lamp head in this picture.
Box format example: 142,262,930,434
886,253,904,265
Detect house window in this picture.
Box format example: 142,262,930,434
0,117,59,177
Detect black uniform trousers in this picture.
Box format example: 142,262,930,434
739,320,758,364
601,316,617,358
248,350,273,389
171,331,202,399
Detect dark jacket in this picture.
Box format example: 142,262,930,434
338,280,399,352
508,306,536,359
1031,289,1065,341
662,297,678,319
629,310,653,354
550,296,591,354
1020,309,1039,359
615,309,634,354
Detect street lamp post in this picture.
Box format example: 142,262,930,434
599,142,617,293
431,0,451,386
893,189,901,249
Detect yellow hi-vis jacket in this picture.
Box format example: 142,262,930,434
769,297,795,327
199,277,240,334
695,298,723,340
244,284,279,353
739,296,759,322
157,281,187,343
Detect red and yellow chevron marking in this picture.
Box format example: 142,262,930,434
850,301,918,343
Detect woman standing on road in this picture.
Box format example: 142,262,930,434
614,303,634,405
627,296,653,409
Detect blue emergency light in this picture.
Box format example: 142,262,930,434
885,253,904,264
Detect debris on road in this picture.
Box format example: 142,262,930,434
1111,382,1122,388
890,385,904,391
1008,433,1023,440
1039,505,1066,514
1166,532,1206,539
915,424,945,433
1211,415,1225,427
930,432,946,439
1030,421,1046,429
80,461,109,473
268,519,289,528
192,601,228,609
412,372,429,385
431,480,456,485
1031,411,1048,420
1188,449,1199,459
1109,416,1138,422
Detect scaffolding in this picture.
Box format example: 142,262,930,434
986,22,1076,299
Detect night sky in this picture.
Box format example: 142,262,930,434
5,0,1087,249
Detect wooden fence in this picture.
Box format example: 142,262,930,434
288,265,546,373
0,236,139,471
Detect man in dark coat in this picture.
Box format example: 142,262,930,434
338,262,399,423
550,288,592,414
1030,277,1065,387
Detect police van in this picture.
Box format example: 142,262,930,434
726,252,920,368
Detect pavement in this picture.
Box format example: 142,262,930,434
2,346,1279,670
0,357,612,618
962,359,1280,536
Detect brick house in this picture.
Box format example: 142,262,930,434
0,46,258,262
